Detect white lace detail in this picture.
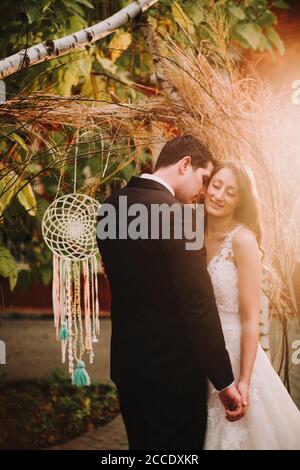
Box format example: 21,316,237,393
205,225,251,449
207,225,241,315
204,224,300,450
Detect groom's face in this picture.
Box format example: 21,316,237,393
176,160,214,204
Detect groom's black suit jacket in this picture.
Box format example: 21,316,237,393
97,176,234,395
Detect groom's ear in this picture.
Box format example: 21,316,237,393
178,156,192,174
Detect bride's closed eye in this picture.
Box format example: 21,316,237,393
211,181,237,198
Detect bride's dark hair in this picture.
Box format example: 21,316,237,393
210,160,263,248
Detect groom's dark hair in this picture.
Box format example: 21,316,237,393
154,134,216,171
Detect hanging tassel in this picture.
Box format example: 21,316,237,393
72,360,91,387
96,317,100,336
83,259,93,352
59,321,70,341
61,339,67,364
94,256,100,336
66,259,74,375
91,256,98,343
52,254,61,339
59,257,65,337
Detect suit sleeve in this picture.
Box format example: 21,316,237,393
160,210,234,391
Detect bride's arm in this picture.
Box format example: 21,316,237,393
233,228,261,408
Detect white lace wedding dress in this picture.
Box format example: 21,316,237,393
204,224,300,450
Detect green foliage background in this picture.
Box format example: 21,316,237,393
0,0,290,290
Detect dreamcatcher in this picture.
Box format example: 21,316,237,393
42,137,100,386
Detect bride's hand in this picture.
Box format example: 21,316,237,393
237,380,249,412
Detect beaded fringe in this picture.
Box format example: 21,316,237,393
52,254,100,383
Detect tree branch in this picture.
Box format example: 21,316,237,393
0,0,159,80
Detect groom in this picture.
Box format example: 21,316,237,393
96,135,243,450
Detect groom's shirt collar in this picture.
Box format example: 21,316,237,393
140,173,175,197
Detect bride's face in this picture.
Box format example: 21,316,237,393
205,167,240,217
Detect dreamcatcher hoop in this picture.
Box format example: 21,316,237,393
42,193,99,260
42,132,101,387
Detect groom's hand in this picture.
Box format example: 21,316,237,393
219,385,245,421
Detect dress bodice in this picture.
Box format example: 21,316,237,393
204,224,300,450
207,225,242,318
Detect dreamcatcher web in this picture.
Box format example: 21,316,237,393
42,135,101,386
42,193,99,260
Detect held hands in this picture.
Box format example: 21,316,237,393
219,383,249,421
237,380,250,412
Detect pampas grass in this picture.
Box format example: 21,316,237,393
1,11,299,325
156,28,300,322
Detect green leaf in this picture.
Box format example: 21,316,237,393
24,163,41,176
185,4,204,24
41,265,52,285
17,181,37,216
171,1,195,35
235,23,263,50
57,61,81,95
25,5,41,25
229,6,246,20
96,54,118,75
259,10,278,26
272,0,290,9
0,166,19,214
108,30,132,63
75,0,94,8
42,1,51,13
0,245,17,290
77,55,93,79
35,200,49,225
232,31,251,48
69,3,85,18
10,132,28,151
148,16,157,28
68,14,86,32
266,26,285,55
122,162,135,181
258,35,273,52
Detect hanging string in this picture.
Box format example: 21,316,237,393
72,261,82,362
52,254,60,340
71,260,91,387
61,260,72,363
55,163,64,199
59,257,65,327
93,255,100,336
71,260,78,372
67,261,74,375
73,130,79,193
83,259,93,355
44,129,99,387
91,256,97,343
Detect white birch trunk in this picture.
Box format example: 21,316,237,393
0,0,159,80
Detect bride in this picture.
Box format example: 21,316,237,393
202,161,300,450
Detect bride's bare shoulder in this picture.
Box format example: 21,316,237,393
232,225,259,255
